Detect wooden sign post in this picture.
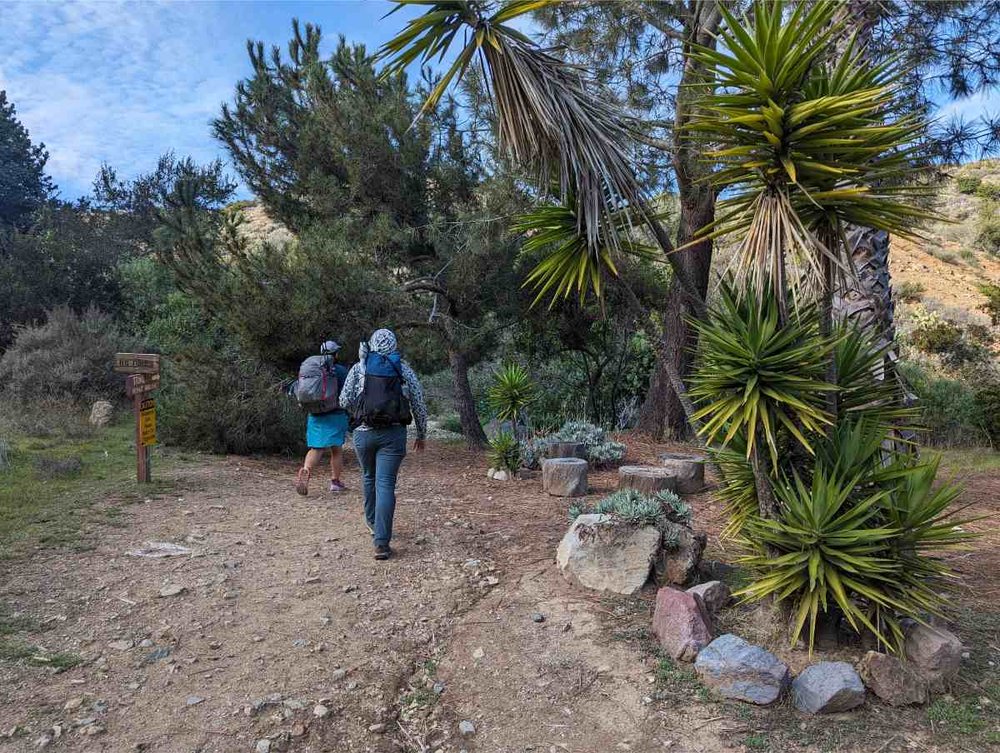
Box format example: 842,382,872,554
115,353,161,483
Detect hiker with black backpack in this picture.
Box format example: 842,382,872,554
291,340,350,496
338,328,427,560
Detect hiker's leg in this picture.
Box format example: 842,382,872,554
353,431,377,529
329,446,343,481
372,427,407,547
304,448,324,471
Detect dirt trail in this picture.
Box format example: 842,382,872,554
0,443,726,753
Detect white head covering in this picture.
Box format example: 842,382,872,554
358,329,398,373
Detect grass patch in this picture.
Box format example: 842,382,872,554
937,447,1000,474
0,636,83,670
0,420,175,560
927,698,987,734
743,734,770,750
402,687,437,708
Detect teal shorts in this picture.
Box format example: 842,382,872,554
306,411,349,449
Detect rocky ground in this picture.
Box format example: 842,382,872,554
1,439,998,752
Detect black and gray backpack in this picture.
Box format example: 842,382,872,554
294,356,340,415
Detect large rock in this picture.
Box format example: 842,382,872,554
694,634,790,705
542,458,588,497
89,400,114,427
857,651,928,706
556,514,659,595
618,466,678,494
791,661,866,714
651,587,713,662
657,452,706,494
686,580,731,614
546,441,588,461
904,623,963,691
653,524,706,586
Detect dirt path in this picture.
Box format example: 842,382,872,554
3,441,998,753
0,443,730,753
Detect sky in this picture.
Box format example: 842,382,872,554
0,0,418,199
1,1,997,202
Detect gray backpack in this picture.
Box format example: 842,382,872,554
294,356,340,414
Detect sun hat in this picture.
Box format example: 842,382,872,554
319,340,341,354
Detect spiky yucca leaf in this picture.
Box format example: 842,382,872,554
379,0,644,265
688,284,837,467
487,362,535,423
687,0,938,298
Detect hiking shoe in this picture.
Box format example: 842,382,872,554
295,467,311,496
329,479,347,493
374,544,392,561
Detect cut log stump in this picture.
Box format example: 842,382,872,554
546,441,589,461
658,452,706,494
618,465,678,494
542,458,588,497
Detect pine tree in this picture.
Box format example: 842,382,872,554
0,91,55,229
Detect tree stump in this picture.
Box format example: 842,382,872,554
658,452,706,494
546,441,589,461
542,458,588,497
618,465,678,494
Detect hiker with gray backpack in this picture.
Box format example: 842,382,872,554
291,340,350,496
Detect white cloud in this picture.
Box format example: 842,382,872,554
935,89,1000,123
0,0,233,198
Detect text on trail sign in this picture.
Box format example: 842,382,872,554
139,399,157,447
114,353,161,374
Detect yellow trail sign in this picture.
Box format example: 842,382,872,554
139,398,157,447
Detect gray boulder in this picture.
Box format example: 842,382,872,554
857,651,928,706
791,661,866,714
694,634,790,705
654,524,706,586
904,623,962,691
89,400,114,427
657,452,706,494
651,587,713,662
556,514,659,595
542,458,588,497
686,580,731,614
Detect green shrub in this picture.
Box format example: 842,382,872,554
0,306,135,405
956,176,982,195
975,215,1000,256
438,413,463,434
979,282,1000,326
158,344,304,455
975,182,1000,201
897,280,926,303
486,430,521,474
522,420,626,469
974,382,1000,447
898,362,987,446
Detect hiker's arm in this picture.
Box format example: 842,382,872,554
401,363,427,441
338,364,362,412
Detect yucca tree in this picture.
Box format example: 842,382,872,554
687,1,933,323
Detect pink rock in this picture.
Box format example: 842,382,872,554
651,587,713,662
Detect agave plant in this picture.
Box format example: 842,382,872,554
486,362,535,426
487,429,522,475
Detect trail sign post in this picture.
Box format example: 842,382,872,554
117,353,161,483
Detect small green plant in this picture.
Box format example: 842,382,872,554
909,307,964,354
975,181,1000,201
521,420,626,469
927,697,986,734
897,280,926,303
975,215,1000,256
979,282,1000,326
956,175,982,195
487,430,522,474
581,488,690,535
486,363,535,425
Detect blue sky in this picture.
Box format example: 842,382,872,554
1,1,997,201
0,0,417,199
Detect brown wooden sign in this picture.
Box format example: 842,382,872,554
114,353,161,374
126,372,161,397
117,355,162,483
